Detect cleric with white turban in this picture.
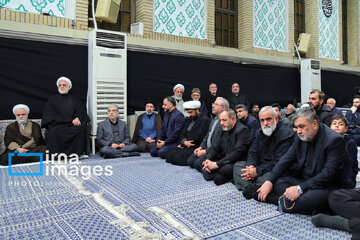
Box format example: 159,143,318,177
0,104,46,165
183,100,201,110
41,76,89,156
165,99,211,166
12,104,30,115
172,83,187,116
56,76,72,88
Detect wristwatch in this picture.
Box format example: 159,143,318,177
297,185,303,195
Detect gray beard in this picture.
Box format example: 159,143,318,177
58,89,69,94
262,123,277,136
17,119,28,125
146,111,154,116
174,95,182,101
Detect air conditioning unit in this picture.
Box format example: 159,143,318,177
130,22,144,35
88,29,127,154
300,59,321,104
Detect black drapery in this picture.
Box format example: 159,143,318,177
0,37,88,120
127,51,301,113
127,51,360,112
1,36,359,120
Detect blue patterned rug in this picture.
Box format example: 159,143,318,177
0,154,355,239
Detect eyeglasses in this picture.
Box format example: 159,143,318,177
212,103,222,106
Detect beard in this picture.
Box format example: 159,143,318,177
222,126,229,131
58,88,69,94
262,122,277,136
173,95,182,100
146,111,154,116
17,118,28,125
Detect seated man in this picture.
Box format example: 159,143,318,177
285,104,296,123
235,104,260,140
271,103,292,126
150,96,185,159
345,95,360,145
131,100,162,152
233,106,294,199
187,97,228,171
308,89,333,126
97,105,139,158
41,77,89,156
202,109,252,185
172,83,187,116
327,98,343,116
250,104,260,121
257,107,354,214
190,88,208,116
166,101,210,165
311,188,360,239
1,104,46,165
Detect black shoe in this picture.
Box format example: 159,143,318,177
214,175,230,185
266,193,279,205
123,152,140,157
242,185,259,199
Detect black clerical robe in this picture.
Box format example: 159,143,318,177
166,113,211,165
41,93,89,155
0,121,46,165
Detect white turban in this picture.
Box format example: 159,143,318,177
56,76,72,88
183,100,201,109
173,84,185,93
300,103,310,108
13,104,30,115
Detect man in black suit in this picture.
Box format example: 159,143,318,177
257,107,354,214
202,109,252,185
227,82,251,111
150,96,186,159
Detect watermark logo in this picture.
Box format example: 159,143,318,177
8,150,113,180
8,150,43,176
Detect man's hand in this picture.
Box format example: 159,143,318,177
194,147,202,155
241,165,258,181
157,140,165,148
351,106,358,113
283,186,300,202
257,180,273,202
202,159,218,173
145,137,155,143
16,147,29,153
177,144,184,149
72,117,81,126
118,143,125,148
184,140,195,148
196,149,207,157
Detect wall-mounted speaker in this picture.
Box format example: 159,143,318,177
95,0,121,24
297,33,311,54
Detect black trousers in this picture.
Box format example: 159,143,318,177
274,176,333,214
329,189,360,240
202,163,234,185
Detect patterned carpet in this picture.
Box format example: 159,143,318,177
0,154,354,239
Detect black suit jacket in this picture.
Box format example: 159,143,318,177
269,123,354,192
206,121,252,167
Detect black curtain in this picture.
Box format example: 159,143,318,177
322,71,360,107
0,37,88,120
127,51,360,113
1,37,359,120
127,51,301,113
